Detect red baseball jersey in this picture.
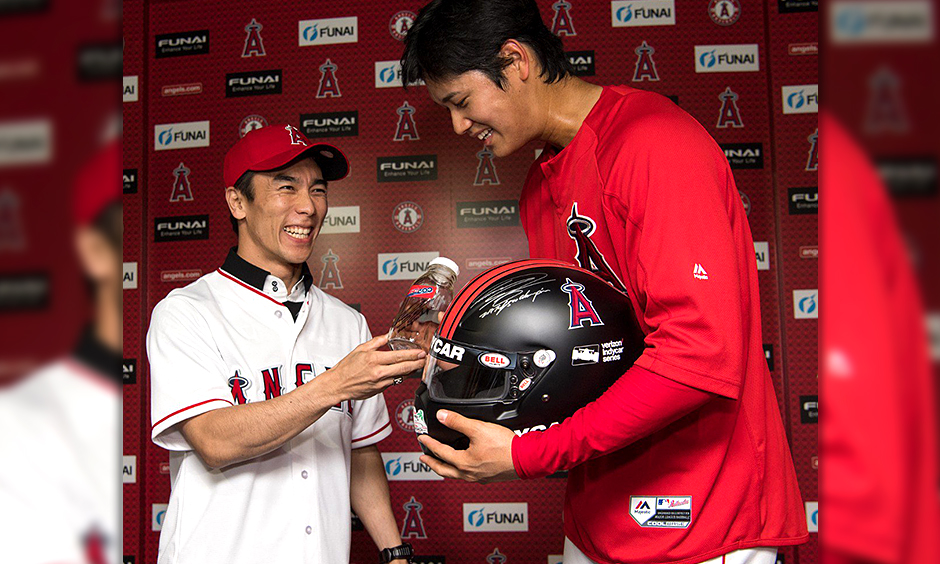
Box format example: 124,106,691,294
513,86,807,564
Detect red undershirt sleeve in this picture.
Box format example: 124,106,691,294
511,365,713,480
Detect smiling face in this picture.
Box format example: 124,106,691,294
426,69,540,158
228,157,327,277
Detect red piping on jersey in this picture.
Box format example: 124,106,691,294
351,420,391,444
439,259,571,339
152,398,233,430
217,268,284,308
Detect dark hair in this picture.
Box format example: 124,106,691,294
92,201,122,250
230,171,256,234
401,0,573,89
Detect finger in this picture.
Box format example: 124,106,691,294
419,454,462,480
358,335,388,352
374,348,427,365
383,358,426,377
435,409,477,435
417,433,462,467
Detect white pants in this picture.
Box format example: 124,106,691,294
562,538,779,564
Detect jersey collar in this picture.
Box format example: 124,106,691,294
73,325,122,385
220,247,313,302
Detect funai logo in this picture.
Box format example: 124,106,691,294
152,504,168,531
611,0,676,27
793,289,818,319
694,44,760,73
154,121,210,151
782,84,819,114
382,452,443,481
378,252,440,281
463,503,528,532
375,60,424,88
298,17,358,46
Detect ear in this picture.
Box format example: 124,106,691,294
225,186,247,221
499,39,531,82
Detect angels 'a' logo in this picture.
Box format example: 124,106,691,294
806,129,818,172
400,496,427,539
316,58,342,99
170,162,194,202
0,188,26,252
566,203,627,292
474,147,500,185
561,278,604,329
633,41,659,82
285,124,308,146
551,0,577,36
394,101,419,141
716,87,744,128
319,248,343,289
242,18,266,57
229,371,250,404
486,547,508,564
865,67,908,135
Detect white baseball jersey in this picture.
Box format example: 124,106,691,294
148,250,391,564
0,332,121,564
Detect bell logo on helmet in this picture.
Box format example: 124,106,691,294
479,353,510,369
561,278,604,329
431,337,465,362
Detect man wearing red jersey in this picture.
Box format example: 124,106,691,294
401,1,808,563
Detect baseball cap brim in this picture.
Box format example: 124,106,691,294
248,143,349,183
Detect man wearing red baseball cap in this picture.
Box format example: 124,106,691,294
147,124,422,564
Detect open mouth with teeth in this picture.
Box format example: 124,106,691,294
477,128,493,141
283,226,312,240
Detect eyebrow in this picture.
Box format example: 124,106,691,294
273,174,328,189
441,91,461,105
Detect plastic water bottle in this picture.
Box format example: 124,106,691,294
387,257,460,352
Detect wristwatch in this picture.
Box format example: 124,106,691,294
379,542,414,563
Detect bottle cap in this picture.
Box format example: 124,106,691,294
429,257,460,277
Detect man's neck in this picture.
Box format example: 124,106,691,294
236,246,304,292
540,77,603,150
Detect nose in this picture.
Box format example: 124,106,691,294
450,109,473,136
295,188,315,216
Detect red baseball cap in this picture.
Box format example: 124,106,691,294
73,139,121,226
222,123,349,187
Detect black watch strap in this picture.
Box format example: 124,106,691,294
379,542,413,563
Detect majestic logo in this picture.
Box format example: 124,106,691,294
566,50,595,76
155,30,209,58
561,278,604,329
401,497,428,539
298,17,358,46
0,189,25,252
630,496,692,528
154,121,210,151
716,87,744,128
169,163,193,202
320,205,360,234
228,371,250,404
396,399,416,431
565,203,627,292
377,155,438,182
122,358,137,385
239,115,268,138
806,129,818,171
389,11,416,41
379,252,440,281
694,44,760,73
316,59,342,98
463,503,528,532
693,264,709,280
456,200,518,228
474,147,500,185
486,549,507,564
720,143,763,168
800,395,819,423
788,187,818,215
551,0,577,36
123,169,138,194
319,249,343,289
382,452,443,481
612,0,676,27
226,69,281,97
393,201,424,233
242,18,266,57
709,0,741,26
394,101,419,141
123,76,138,102
301,111,358,138
794,290,818,319
632,41,660,81
154,214,209,242
865,67,907,134
782,84,819,114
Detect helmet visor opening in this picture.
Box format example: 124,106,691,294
425,355,511,404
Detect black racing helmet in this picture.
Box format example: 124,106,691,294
413,259,646,451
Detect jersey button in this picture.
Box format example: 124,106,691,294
275,310,282,318
305,526,312,535
301,470,308,479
